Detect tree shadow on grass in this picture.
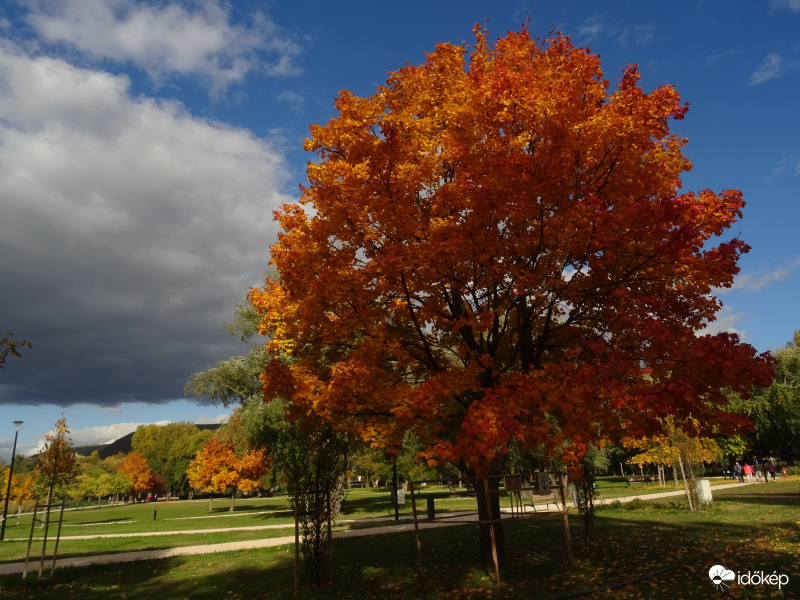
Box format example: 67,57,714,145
0,547,300,600
712,491,800,507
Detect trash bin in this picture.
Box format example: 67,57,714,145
696,479,713,504
426,497,435,520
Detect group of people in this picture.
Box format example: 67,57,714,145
731,459,785,483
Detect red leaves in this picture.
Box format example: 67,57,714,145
618,64,641,89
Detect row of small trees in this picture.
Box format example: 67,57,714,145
0,420,166,511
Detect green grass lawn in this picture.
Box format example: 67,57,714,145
0,479,751,565
0,487,476,563
0,478,797,598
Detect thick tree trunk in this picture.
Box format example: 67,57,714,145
475,476,505,572
230,490,236,512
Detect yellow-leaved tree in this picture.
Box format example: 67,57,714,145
623,416,721,510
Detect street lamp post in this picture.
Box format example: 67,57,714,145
1,421,23,541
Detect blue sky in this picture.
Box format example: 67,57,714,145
1,1,799,458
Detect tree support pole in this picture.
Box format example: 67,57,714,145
327,490,333,585
49,500,66,574
557,474,574,565
409,480,423,576
294,483,300,591
677,456,694,512
483,479,501,584
392,457,399,521
22,500,39,579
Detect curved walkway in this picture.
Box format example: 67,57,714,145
0,480,756,575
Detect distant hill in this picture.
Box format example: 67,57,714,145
72,423,221,459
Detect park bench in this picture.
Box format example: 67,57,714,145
529,493,561,512
504,474,568,515
626,476,654,486
509,487,562,513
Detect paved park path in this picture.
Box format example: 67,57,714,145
0,480,758,575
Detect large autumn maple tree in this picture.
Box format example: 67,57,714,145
250,27,772,566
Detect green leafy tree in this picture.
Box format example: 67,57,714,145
75,451,103,475
166,429,214,497
276,418,349,587
735,332,800,464
69,472,113,507
131,422,214,497
69,452,116,506
185,296,274,408
187,297,351,586
350,446,392,487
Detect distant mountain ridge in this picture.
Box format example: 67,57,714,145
72,423,221,459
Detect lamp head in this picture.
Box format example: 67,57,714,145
12,421,23,429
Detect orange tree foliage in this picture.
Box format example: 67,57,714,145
118,451,156,495
186,436,269,507
249,26,773,480
1,468,33,504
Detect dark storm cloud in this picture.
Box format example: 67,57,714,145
0,45,291,407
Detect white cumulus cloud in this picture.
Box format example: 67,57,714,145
25,0,302,94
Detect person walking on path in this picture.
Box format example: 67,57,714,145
754,460,763,482
742,462,754,483
766,461,776,481
734,461,743,483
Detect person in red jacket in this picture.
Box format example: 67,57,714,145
742,462,754,483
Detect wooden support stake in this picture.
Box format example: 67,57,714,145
677,456,694,512
38,498,53,579
483,479,501,584
557,474,574,565
327,490,333,585
293,484,300,591
409,480,423,576
22,500,39,579
49,500,66,573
